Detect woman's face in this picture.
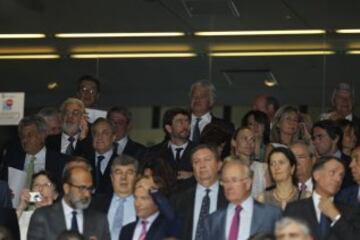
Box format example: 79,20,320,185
269,152,295,183
233,128,255,157
31,175,58,207
278,111,299,136
247,115,265,138
342,125,357,150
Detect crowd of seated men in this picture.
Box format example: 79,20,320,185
0,75,360,240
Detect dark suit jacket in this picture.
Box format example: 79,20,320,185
45,132,93,157
0,180,12,208
119,138,147,161
84,150,118,194
340,153,356,189
27,200,110,240
210,115,235,158
89,193,113,213
119,189,179,240
336,185,360,208
171,184,228,240
199,200,282,240
0,207,20,240
284,197,360,240
1,146,69,186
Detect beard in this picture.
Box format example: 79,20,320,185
67,192,91,210
62,122,80,136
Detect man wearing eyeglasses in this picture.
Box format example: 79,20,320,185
46,97,93,157
76,75,100,109
27,166,110,240
199,160,282,240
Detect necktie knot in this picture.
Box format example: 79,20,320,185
97,155,105,162
72,210,77,217
175,147,183,154
205,188,211,196
235,205,242,214
196,117,202,123
68,136,75,143
300,183,307,192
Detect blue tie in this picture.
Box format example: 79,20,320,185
111,198,125,240
195,189,211,240
71,210,79,232
192,117,201,144
96,155,105,188
319,213,330,239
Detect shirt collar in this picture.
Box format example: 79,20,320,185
62,198,82,215
140,211,160,225
27,146,46,159
96,148,113,159
346,113,353,121
62,132,80,141
169,141,188,149
228,195,253,212
113,193,133,202
191,112,211,122
196,180,219,193
117,136,128,146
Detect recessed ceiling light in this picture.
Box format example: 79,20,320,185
55,32,185,38
70,53,197,58
0,54,59,59
195,29,326,36
208,50,335,57
336,29,360,34
0,34,46,39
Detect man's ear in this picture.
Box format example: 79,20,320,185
164,125,172,135
63,183,70,195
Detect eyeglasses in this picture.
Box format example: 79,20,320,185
62,110,83,117
79,87,97,95
220,177,249,186
32,182,53,190
68,182,94,193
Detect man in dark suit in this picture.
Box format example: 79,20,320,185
90,154,138,240
199,160,282,240
0,180,12,208
27,166,110,240
285,156,360,240
336,146,360,207
83,118,117,194
1,115,68,186
188,80,235,145
120,176,179,240
171,144,227,240
107,106,146,160
148,108,196,191
46,97,93,157
312,119,355,189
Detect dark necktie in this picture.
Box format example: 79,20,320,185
71,210,79,232
229,205,242,240
195,188,211,240
65,136,75,155
96,155,105,188
175,147,183,163
192,117,202,144
319,213,330,239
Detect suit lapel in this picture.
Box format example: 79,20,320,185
146,215,162,240
52,202,67,235
217,186,228,209
250,201,264,235
304,198,321,240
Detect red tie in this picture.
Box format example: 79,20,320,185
138,220,148,240
229,205,242,240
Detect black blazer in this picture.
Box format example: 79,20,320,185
0,208,20,240
121,138,147,161
339,152,356,189
45,132,93,157
84,150,118,194
171,184,228,240
1,146,69,186
336,185,360,208
89,193,113,213
284,197,360,240
0,180,13,208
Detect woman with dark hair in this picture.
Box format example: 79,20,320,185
200,122,232,159
257,147,310,210
241,110,270,162
16,170,59,240
337,119,359,157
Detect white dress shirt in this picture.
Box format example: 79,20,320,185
95,149,114,174
61,132,80,154
192,181,219,240
298,178,313,193
225,196,253,240
190,112,212,141
169,142,188,160
62,199,84,234
312,191,340,226
107,194,136,230
132,212,160,240
116,136,128,155
24,147,46,173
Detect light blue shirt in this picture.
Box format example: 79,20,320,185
225,196,253,240
95,149,113,174
192,181,219,240
107,194,136,230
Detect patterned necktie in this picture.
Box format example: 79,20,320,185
175,147,183,163
319,213,330,239
138,220,148,240
228,205,242,240
96,155,105,188
26,155,36,188
111,197,125,240
195,188,211,240
192,117,202,144
65,136,75,155
71,210,79,232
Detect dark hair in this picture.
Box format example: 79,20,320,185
162,108,190,137
91,117,116,135
111,154,139,174
312,119,343,149
57,230,85,240
200,123,232,158
107,106,132,124
241,110,270,144
312,156,345,176
77,75,100,93
190,144,220,163
266,96,280,112
32,170,59,194
268,147,298,186
336,119,360,146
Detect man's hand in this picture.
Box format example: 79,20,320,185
79,114,89,140
177,171,193,180
319,197,340,221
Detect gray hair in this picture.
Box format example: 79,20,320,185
60,98,85,116
222,157,254,179
91,117,116,135
18,115,48,137
107,106,132,124
38,106,60,119
290,140,315,159
111,154,139,173
331,82,354,105
275,217,311,236
189,80,216,106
